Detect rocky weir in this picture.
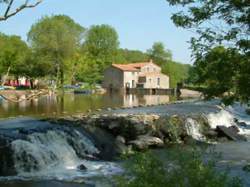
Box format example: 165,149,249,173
48,112,247,154
0,100,249,179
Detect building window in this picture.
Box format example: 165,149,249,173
147,67,150,72
157,78,160,86
149,78,152,83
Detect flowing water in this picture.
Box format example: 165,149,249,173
0,118,122,186
0,95,250,186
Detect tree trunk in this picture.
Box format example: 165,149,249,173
30,79,34,89
1,66,11,86
60,67,64,91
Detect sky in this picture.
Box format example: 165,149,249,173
0,0,195,64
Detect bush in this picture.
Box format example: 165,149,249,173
116,146,242,187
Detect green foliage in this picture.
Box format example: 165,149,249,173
147,42,172,66
75,56,103,84
166,0,250,103
188,46,249,103
166,0,249,55
0,33,30,76
82,24,119,83
116,147,242,187
28,15,85,87
115,49,149,63
162,61,190,88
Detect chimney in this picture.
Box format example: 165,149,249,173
149,59,153,63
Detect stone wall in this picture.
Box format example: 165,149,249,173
102,67,124,90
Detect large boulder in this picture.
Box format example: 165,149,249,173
129,135,164,150
216,126,247,141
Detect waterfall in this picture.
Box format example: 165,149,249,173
185,118,205,141
206,103,250,136
7,127,121,179
207,110,236,129
11,130,96,174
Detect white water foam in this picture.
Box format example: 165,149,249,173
207,102,250,136
9,129,121,181
207,110,236,129
185,118,205,141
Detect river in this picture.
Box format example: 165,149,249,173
0,93,173,119
0,93,250,186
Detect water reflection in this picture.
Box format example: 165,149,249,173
123,94,170,107
0,93,174,118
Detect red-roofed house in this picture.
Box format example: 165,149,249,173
103,60,169,91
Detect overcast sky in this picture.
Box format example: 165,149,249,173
0,0,195,64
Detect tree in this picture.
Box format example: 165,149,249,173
0,33,30,85
162,60,190,88
84,24,119,74
28,15,85,88
147,42,172,66
166,0,249,55
166,0,250,103
0,0,43,21
115,49,149,63
190,46,247,103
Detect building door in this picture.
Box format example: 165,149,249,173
125,82,130,88
132,80,135,88
157,78,160,86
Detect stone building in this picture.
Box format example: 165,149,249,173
103,60,169,92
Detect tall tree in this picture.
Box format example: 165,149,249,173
0,33,30,85
84,24,119,70
28,15,85,88
0,0,43,21
147,42,172,66
166,0,250,102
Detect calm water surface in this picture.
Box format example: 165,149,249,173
0,93,173,119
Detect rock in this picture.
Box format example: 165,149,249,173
77,164,87,171
237,122,247,127
156,116,186,142
246,108,250,115
204,130,218,138
228,125,240,133
243,164,250,172
218,137,230,142
116,135,126,144
129,135,164,150
114,139,128,155
216,126,247,141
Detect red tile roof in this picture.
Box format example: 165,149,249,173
112,61,157,71
112,64,139,71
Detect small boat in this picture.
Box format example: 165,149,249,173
74,89,93,94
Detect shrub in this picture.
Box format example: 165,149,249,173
116,146,242,187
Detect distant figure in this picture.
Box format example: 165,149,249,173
176,82,183,97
